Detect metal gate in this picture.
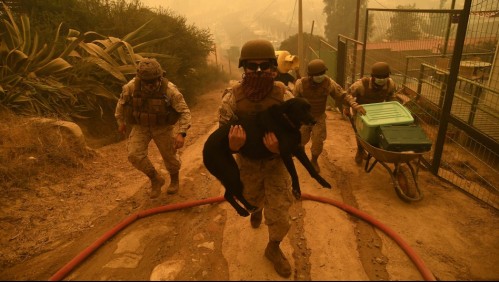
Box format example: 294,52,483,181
336,0,499,209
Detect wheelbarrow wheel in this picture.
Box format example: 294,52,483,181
395,165,421,202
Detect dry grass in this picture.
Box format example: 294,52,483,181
0,110,96,189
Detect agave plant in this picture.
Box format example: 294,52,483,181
0,2,171,120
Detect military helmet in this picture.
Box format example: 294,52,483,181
307,59,328,76
238,39,277,68
371,62,391,78
137,58,163,80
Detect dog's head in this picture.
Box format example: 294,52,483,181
281,97,316,127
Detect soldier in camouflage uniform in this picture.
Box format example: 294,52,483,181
115,58,191,199
293,59,365,173
344,61,398,164
218,39,295,278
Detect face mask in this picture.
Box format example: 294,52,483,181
374,78,387,86
241,71,275,102
312,75,326,83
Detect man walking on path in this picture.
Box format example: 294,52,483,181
115,58,191,198
293,58,365,172
218,39,295,278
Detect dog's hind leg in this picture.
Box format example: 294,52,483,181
220,173,258,214
294,148,332,189
206,151,257,215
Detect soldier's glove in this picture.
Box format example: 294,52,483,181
343,107,352,117
353,104,366,115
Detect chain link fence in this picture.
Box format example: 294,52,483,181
335,0,498,209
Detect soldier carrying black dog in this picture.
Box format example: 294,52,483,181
218,39,295,278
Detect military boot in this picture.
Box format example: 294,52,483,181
149,173,165,199
250,209,263,228
167,172,179,194
265,240,292,278
311,154,320,173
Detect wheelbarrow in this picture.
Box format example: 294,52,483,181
356,135,428,202
348,115,428,202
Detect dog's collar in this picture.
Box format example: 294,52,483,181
282,113,296,128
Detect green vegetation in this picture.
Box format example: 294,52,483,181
322,0,368,46
0,0,226,122
386,4,422,41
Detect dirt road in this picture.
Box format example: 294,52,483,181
1,85,498,281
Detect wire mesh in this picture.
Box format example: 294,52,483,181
352,2,499,209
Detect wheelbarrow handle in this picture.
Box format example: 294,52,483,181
347,114,358,135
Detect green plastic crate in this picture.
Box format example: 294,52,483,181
355,101,414,144
378,124,432,152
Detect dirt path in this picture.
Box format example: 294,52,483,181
0,84,498,281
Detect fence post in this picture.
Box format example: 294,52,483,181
467,84,481,125
438,73,447,109
431,0,472,175
417,64,424,96
337,36,347,88
403,57,410,85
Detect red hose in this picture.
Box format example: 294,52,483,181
48,196,226,281
301,193,436,281
48,194,436,281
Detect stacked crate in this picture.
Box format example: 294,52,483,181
356,101,432,152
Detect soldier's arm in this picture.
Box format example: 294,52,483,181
386,78,398,101
343,81,365,115
114,81,133,128
292,79,303,97
218,88,237,127
168,82,192,135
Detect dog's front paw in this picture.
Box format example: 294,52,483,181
318,177,332,189
236,208,250,217
245,204,258,213
292,189,301,200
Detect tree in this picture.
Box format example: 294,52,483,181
279,33,327,57
323,0,368,47
386,4,422,41
1,0,215,99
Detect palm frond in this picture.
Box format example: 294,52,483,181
33,58,73,76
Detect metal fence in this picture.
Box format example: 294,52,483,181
334,0,498,209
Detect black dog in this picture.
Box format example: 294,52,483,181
203,97,332,217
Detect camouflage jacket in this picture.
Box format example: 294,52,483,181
218,81,294,126
115,77,191,135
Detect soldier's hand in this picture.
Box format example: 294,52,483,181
263,132,280,154
354,104,367,115
343,107,351,117
228,125,246,152
118,123,126,135
173,133,185,149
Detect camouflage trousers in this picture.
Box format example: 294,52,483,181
300,113,327,156
238,155,293,241
127,124,181,176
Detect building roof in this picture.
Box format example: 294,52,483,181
364,37,497,52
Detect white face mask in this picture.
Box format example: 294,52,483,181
312,75,326,83
374,77,387,86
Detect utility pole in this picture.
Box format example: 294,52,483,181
227,50,232,77
354,0,360,40
352,0,361,79
214,43,218,69
298,0,304,75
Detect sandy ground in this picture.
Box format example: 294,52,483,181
0,85,498,281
